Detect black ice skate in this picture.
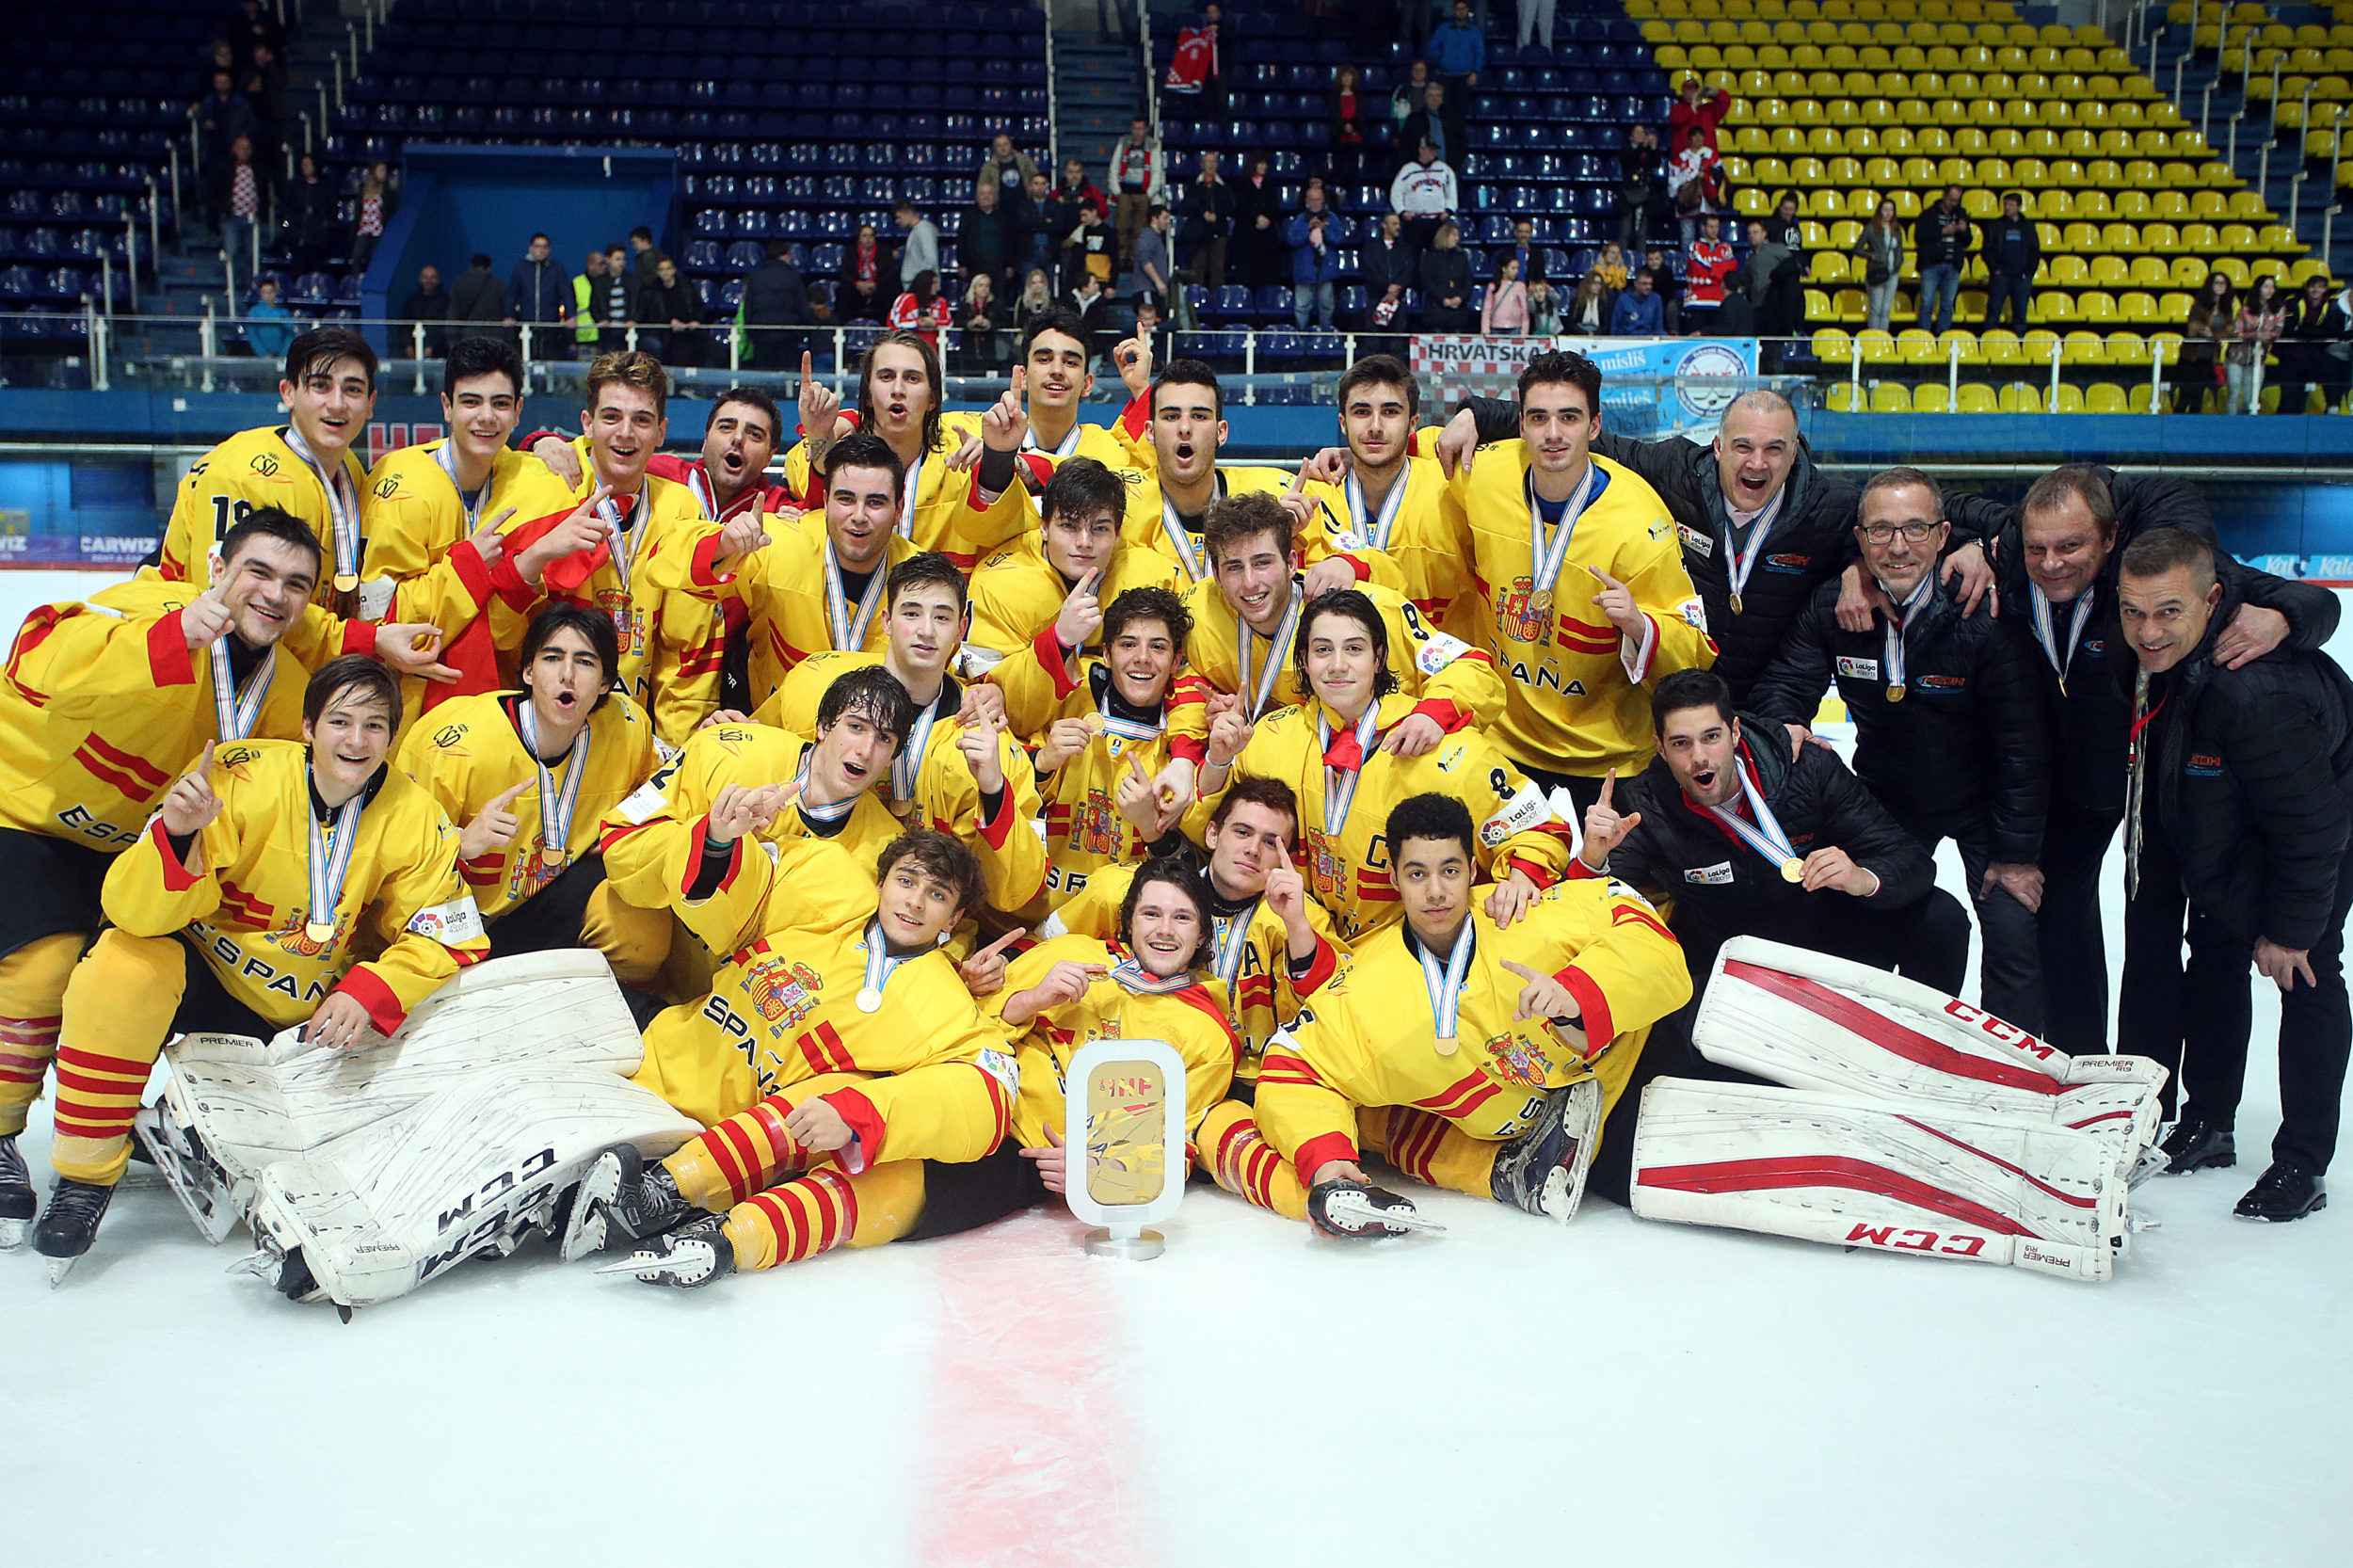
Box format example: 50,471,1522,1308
595,1215,737,1288
32,1176,114,1284
2159,1116,2236,1175
0,1132,32,1250
1308,1178,1445,1239
560,1144,689,1262
132,1103,246,1243
2233,1160,2327,1223
1490,1081,1598,1223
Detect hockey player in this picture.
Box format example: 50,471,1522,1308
395,604,666,976
1255,792,1691,1237
1431,350,1715,808
963,457,1178,675
1296,354,1467,614
1193,587,1577,944
1580,668,1969,1003
0,512,323,1245
989,585,1193,910
756,553,1048,918
29,656,488,1272
1748,468,2051,1031
1004,312,1152,483
569,829,1021,1287
2120,527,2353,1222
778,331,1031,569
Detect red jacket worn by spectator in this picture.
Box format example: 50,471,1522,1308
1668,84,1732,156
888,292,953,344
1685,238,1737,308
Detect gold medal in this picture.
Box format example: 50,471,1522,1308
1730,592,1744,616
333,571,359,594
1886,683,1905,703
1434,1032,1459,1057
1530,590,1552,623
1780,857,1804,883
304,919,337,944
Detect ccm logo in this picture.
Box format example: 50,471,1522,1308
1847,1224,1988,1257
1944,999,2056,1060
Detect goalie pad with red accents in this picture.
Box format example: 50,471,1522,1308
1628,1078,2133,1282
1692,936,2169,1155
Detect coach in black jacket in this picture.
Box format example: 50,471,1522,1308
2121,527,2353,1222
1949,464,2340,1057
1581,668,1969,1001
1440,389,1994,704
1749,468,2050,1030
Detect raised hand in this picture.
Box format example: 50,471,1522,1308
1433,407,1481,478
1264,862,1309,936
714,509,771,570
1205,704,1253,768
797,350,843,463
1115,332,1154,399
1834,562,1893,634
375,623,460,683
532,436,583,488
1053,568,1103,651
707,781,787,846
182,579,235,649
1586,563,1643,639
1036,714,1096,773
1115,752,1166,836
981,370,1030,456
466,506,518,571
160,743,223,838
1500,958,1579,1024
1032,960,1108,1011
1380,712,1443,758
956,927,1025,1000
519,484,614,586
957,704,1006,793
459,778,532,861
1300,446,1351,485
1578,767,1641,870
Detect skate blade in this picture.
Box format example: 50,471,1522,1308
1324,1192,1448,1237
225,1251,277,1279
593,1252,676,1279
559,1157,624,1264
45,1254,76,1287
0,1216,27,1250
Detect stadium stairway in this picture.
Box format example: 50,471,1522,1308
1055,15,1150,177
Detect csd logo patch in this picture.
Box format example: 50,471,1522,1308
250,455,280,477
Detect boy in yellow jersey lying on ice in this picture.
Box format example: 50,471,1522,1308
565,828,1018,1288
962,457,1177,676
1254,792,1690,1240
1192,588,1578,945
395,604,668,983
28,657,489,1274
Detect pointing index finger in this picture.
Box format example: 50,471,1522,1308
1596,767,1615,809
490,778,533,810
978,927,1025,959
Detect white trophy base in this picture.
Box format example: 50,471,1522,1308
1083,1226,1165,1260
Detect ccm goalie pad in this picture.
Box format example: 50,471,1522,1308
1691,937,2169,1159
1629,1079,2131,1281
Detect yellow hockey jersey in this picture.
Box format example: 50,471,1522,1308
1165,575,1505,763
939,399,1150,489
1119,465,1391,587
758,650,1048,914
1301,456,1469,616
1037,861,1342,1080
978,649,1173,908
778,427,1031,570
1439,446,1716,776
101,739,488,1032
994,934,1240,1155
1195,693,1578,943
1255,880,1689,1181
395,689,662,921
961,532,1179,677
0,576,310,851
636,833,1016,1158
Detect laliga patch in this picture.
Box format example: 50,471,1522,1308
1677,523,1714,558
1684,861,1736,885
1486,779,1551,840
1837,655,1881,679
406,895,486,943
1332,528,1369,552
976,1047,1020,1096
615,779,667,824
1416,629,1474,674
358,577,397,620
1675,596,1708,632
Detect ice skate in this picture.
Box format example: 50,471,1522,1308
132,1101,247,1243
2159,1115,2236,1175
1308,1178,1444,1239
0,1132,31,1250
561,1143,688,1262
32,1177,113,1284
1489,1080,1600,1223
595,1215,736,1288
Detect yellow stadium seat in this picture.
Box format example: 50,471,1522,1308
1811,251,1851,284
1869,380,1913,412
1978,328,2024,366
2128,383,2163,413
1830,218,1864,248
1940,328,1980,363
1915,127,1953,155
1833,287,1869,322
2215,256,2252,288
1913,382,1951,413
2075,191,2114,220
1789,155,1828,184
2089,255,2130,287
2119,292,2160,325
1998,383,2043,412
1823,378,1864,412
2047,255,2090,286
2062,329,2109,363
2052,384,2087,413
2035,292,2077,324
2152,189,2191,220
1736,187,1772,216
2101,221,2140,252
1956,382,2000,412
1813,328,1854,362
2108,332,2153,366
1898,328,1943,363
1857,328,1899,362
2129,257,2172,287
2085,382,2130,413
2155,294,2193,325
2116,188,2153,219
2219,222,2259,251
2061,220,2101,252
1962,190,2000,220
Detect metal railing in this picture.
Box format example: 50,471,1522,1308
1140,0,1159,144
1042,0,1061,167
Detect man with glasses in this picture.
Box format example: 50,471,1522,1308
1747,468,2052,1032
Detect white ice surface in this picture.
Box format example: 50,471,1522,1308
2,573,2347,1568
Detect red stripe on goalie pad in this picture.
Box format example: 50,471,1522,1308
1722,959,2060,1095
1635,1154,2041,1238
1897,1116,2097,1210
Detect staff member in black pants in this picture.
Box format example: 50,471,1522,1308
1748,468,2051,1032
2121,527,2353,1223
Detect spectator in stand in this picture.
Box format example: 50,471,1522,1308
1066,269,1113,344
1497,216,1546,285
1609,267,1663,335
2229,274,2289,414
505,232,568,337
841,222,888,322
569,248,608,361
1429,1,1485,109
1056,158,1108,223
1617,122,1663,249
1642,243,1682,334
1133,295,1168,360
1528,277,1565,334
1853,197,1905,332
894,201,939,290
1014,168,1057,279
1730,218,1786,338
622,226,658,301
1065,198,1116,295
1417,219,1475,329
2331,277,2353,409
240,47,285,169
1668,124,1726,246
1401,81,1465,170
1107,116,1167,266
1390,58,1432,129
957,273,1004,372
1592,240,1628,292
228,0,283,67
1765,192,1803,262
1177,148,1237,291
350,162,392,274
977,131,1038,202
1132,202,1176,311
450,253,504,329
888,269,953,348
597,243,632,348
2278,273,2350,415
1480,254,1529,335
2175,272,2233,412
194,69,254,220
1015,267,1057,335
1981,190,2041,332
1332,64,1368,152
281,152,336,274
1362,209,1418,327
1668,75,1730,155
1193,3,1228,116
216,134,264,269
963,180,1014,299
398,263,451,358
1683,215,1736,326
1390,136,1459,250
637,253,705,367
1518,0,1558,50
244,276,294,360
744,239,809,370
1289,184,1341,331
1040,172,1088,290
1234,152,1289,288
1913,184,1974,334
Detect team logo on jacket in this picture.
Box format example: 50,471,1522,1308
505,840,568,902
1678,524,1714,558
1072,790,1124,856
249,454,281,478
1763,552,1812,574
266,910,344,960
1917,673,1967,693
1684,861,1736,885
744,953,824,1026
2185,752,2225,778
1483,1031,1554,1088
1496,576,1548,644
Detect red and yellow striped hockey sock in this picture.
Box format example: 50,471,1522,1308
663,1095,815,1211
720,1161,925,1272
1196,1098,1308,1220
0,933,86,1138
49,930,183,1185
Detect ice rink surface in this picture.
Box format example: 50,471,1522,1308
3,573,2347,1568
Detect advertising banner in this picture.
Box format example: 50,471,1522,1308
1407,334,1760,440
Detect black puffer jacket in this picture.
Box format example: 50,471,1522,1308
1953,468,2342,817
2141,583,2353,951
1608,714,1937,953
1748,568,2050,860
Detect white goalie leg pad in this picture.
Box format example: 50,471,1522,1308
243,1062,700,1309
1695,937,2169,1155
1629,1078,2131,1282
167,950,646,1189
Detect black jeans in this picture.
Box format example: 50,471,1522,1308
1983,272,2031,331
1897,811,2047,1034
2039,805,2122,1054
2116,821,2252,1125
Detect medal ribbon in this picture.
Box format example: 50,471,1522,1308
1316,701,1383,838
2027,583,2096,687
1023,423,1081,459
517,698,589,867
1417,918,1475,1042
861,920,909,1000
1525,460,1600,603
1236,580,1305,721
1112,957,1196,995
1209,906,1257,987
1722,488,1783,607
889,690,947,806
430,439,491,529
209,640,273,742
283,425,360,584
304,784,364,938
792,753,858,824
1881,570,1935,692
823,541,888,652
896,452,924,540
1702,757,1801,874
1345,469,1409,552
594,489,646,591
1160,494,1208,581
